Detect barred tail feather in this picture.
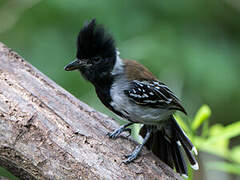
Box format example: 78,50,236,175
171,140,188,176
171,116,199,170
172,117,198,155
140,116,198,177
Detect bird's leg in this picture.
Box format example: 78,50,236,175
107,122,134,139
123,128,152,164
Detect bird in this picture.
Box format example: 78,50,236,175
64,19,198,177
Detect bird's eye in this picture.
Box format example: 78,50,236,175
93,57,101,63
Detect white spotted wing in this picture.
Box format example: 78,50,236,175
124,80,187,114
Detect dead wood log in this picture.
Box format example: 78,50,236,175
0,42,182,180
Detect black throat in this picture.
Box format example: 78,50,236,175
94,75,114,109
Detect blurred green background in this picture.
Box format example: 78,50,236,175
0,0,239,179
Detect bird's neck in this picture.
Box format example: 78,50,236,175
94,76,113,109
111,55,124,76
93,75,113,89
93,55,124,86
93,55,124,107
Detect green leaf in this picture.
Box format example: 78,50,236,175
230,146,240,164
132,123,143,143
201,119,209,137
208,124,224,136
201,124,229,157
191,105,211,130
207,161,240,175
194,135,229,158
207,121,240,144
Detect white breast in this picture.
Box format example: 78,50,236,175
110,76,172,125
110,56,172,125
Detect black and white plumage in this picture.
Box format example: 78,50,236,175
125,80,187,113
64,19,198,177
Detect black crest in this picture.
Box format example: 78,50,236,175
77,19,116,59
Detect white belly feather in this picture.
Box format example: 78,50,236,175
110,76,172,125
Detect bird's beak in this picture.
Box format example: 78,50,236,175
64,59,82,71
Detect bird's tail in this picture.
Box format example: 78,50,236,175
139,116,198,177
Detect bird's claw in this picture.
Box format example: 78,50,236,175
123,145,141,164
107,126,132,139
123,153,138,164
107,129,122,139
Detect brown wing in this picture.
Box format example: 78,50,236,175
123,59,157,81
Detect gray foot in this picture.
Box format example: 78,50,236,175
123,145,142,164
107,127,131,139
107,123,133,139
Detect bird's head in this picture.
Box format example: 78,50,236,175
64,19,116,83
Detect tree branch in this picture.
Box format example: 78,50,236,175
0,42,182,180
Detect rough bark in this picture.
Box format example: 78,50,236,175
0,42,182,180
